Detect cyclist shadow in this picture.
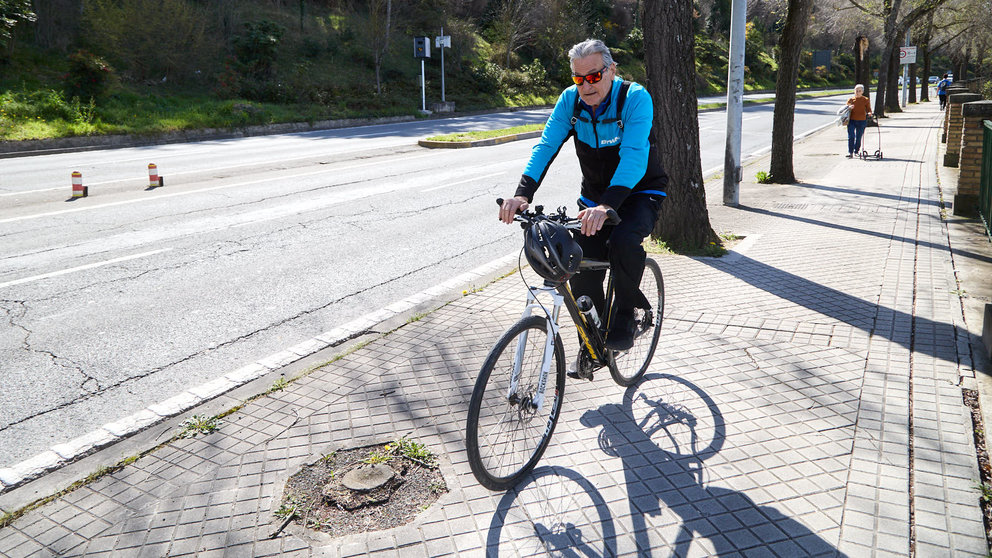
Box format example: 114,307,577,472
485,465,618,557
579,373,846,557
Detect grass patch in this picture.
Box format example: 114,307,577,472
425,123,543,142
755,171,772,183
176,415,222,439
387,436,437,466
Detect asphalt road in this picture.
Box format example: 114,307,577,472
0,93,849,467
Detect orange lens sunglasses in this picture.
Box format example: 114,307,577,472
571,67,608,85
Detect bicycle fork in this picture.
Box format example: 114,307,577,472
507,285,563,411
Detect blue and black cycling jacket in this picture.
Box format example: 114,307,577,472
514,76,668,210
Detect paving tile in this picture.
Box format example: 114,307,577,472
0,107,986,557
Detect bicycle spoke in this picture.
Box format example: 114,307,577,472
609,258,664,386
467,316,565,490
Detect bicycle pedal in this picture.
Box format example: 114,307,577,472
566,368,594,381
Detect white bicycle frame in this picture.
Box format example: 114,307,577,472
507,284,563,411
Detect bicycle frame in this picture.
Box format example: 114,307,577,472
508,272,614,410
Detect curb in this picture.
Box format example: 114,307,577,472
0,253,519,500
0,106,554,159
418,130,543,149
0,116,419,159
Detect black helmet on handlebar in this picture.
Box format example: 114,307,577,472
524,220,583,283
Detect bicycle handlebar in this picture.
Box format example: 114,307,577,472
496,198,620,228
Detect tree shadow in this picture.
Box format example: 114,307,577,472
578,373,846,557
697,250,960,364
789,182,938,206
737,205,992,265
485,465,618,557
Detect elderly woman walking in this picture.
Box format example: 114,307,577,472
845,84,872,158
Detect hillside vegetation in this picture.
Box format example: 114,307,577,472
0,0,863,142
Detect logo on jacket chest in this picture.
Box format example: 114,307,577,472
600,135,620,146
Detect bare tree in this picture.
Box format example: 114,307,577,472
369,0,392,95
847,0,951,117
490,0,540,67
643,0,718,249
768,0,814,183
1,0,34,57
854,35,871,98
30,0,78,52
917,12,933,101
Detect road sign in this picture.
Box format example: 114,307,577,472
435,35,450,48
899,46,917,64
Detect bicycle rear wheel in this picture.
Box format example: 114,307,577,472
609,257,664,386
466,315,566,491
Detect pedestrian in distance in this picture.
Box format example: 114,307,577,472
498,38,669,353
845,84,872,158
937,73,951,110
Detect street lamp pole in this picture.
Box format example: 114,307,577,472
723,0,746,206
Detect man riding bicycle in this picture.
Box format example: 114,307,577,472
498,39,668,352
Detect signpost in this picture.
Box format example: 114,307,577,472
899,43,916,108
435,29,451,103
414,37,431,112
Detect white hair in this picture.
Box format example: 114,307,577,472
568,39,615,70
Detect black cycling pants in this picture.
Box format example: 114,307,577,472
569,194,663,320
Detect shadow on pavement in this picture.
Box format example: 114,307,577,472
578,373,845,557
699,250,961,366
485,466,618,557
791,182,937,206
738,205,992,266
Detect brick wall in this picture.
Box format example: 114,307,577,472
953,100,992,216
943,86,969,143
944,93,983,167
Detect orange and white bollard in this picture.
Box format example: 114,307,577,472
71,171,87,198
148,163,159,188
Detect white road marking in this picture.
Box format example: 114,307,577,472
0,153,441,225
0,248,172,289
0,187,66,197
422,172,506,192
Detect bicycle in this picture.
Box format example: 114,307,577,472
465,199,665,490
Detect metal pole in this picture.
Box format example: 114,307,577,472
440,27,446,103
723,0,745,206
421,59,426,111
901,35,910,108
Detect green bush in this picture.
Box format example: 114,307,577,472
63,50,116,100
471,62,502,94
234,20,286,80
82,0,216,83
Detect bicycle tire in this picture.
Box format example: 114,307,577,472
609,257,664,386
466,315,566,491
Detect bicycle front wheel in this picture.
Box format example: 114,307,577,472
466,315,566,491
609,257,664,386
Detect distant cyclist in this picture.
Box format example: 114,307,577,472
498,39,668,351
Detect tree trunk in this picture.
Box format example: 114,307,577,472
854,35,871,99
884,42,901,113
768,0,813,184
920,13,933,102
643,0,717,249
908,63,916,103
32,0,82,52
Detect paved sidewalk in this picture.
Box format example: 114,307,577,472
1,103,990,557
